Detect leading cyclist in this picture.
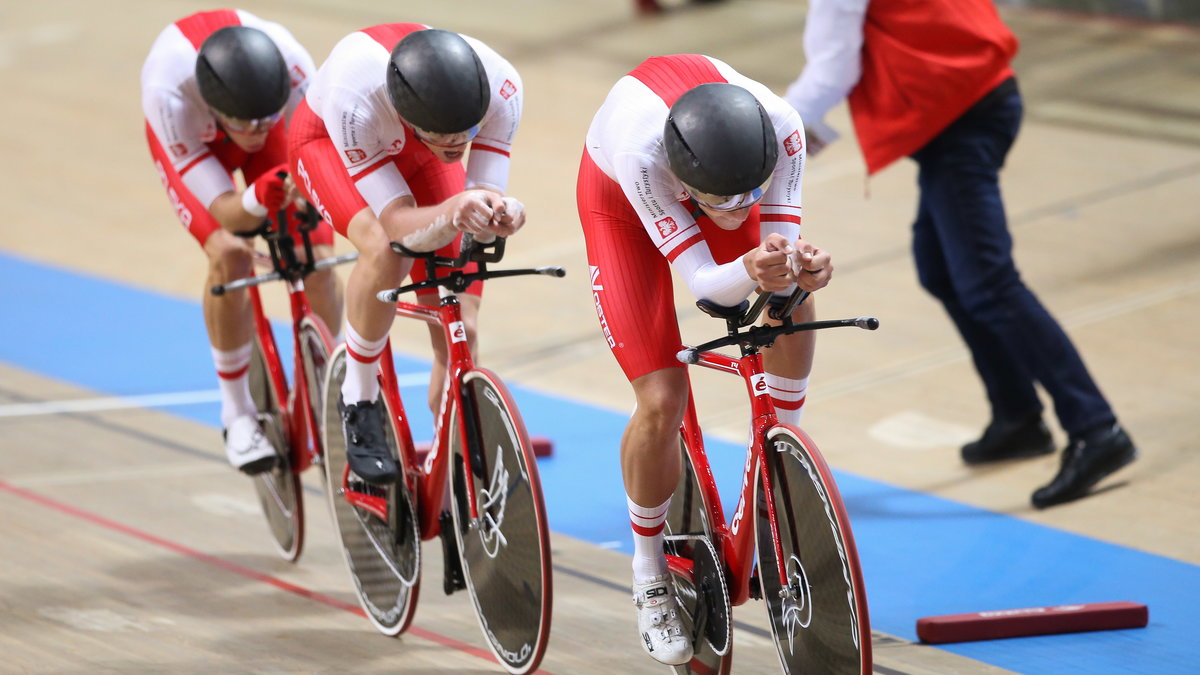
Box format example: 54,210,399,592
141,9,342,475
577,54,833,666
288,25,526,486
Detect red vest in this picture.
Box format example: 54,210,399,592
848,0,1018,174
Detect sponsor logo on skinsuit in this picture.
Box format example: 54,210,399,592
784,130,803,156
655,217,678,238
590,266,616,348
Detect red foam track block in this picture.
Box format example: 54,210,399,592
916,601,1148,644
413,435,554,461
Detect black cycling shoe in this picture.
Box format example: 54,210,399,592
1032,424,1137,509
961,414,1055,465
339,398,400,485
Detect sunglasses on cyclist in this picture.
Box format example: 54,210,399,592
212,109,283,134
412,124,480,148
685,175,773,212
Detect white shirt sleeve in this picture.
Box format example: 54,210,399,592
181,155,236,210
463,36,522,193
783,0,869,134
673,244,760,308
355,163,413,216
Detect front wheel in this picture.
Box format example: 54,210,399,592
247,333,303,562
754,425,871,674
321,345,421,636
448,370,552,675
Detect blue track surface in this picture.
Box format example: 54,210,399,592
1,251,1195,674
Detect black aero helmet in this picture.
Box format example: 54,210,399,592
664,83,778,196
387,29,490,134
195,26,290,120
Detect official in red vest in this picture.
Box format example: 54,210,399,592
784,0,1136,508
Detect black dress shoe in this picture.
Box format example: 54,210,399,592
1032,424,1137,509
340,398,400,485
961,414,1055,465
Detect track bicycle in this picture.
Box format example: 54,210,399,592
664,288,877,674
321,233,562,674
210,205,356,561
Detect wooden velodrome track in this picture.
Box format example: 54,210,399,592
1,0,1197,673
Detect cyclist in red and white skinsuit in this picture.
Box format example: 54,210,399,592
288,25,525,485
577,54,834,666
142,9,342,474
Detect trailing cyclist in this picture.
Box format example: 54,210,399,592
141,9,343,475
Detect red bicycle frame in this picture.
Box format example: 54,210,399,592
668,348,792,607
246,276,333,474
340,293,482,540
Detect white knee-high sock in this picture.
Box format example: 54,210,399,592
212,343,255,427
341,323,388,404
628,496,671,583
766,374,808,428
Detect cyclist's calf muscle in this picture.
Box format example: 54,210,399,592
622,367,689,504
201,230,255,350
344,209,414,339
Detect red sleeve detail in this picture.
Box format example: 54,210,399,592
664,232,704,262
178,151,214,176
353,155,395,180
760,213,802,225
469,143,510,158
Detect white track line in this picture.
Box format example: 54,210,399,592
14,463,230,488
0,390,221,417
0,372,432,418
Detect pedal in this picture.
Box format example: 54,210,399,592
438,510,467,595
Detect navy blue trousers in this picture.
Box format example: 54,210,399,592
909,78,1115,438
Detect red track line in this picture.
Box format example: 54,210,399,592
0,481,554,674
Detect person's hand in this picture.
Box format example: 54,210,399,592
790,238,832,292
450,190,503,234
804,126,827,157
802,120,840,158
743,233,799,293
489,196,526,238
241,164,290,217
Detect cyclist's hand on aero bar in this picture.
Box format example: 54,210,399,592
745,232,799,293
242,163,291,217
491,196,526,237
451,190,504,235
791,238,833,292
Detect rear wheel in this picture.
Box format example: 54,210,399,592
246,335,303,562
322,345,421,636
754,426,871,674
665,435,732,675
448,370,552,675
